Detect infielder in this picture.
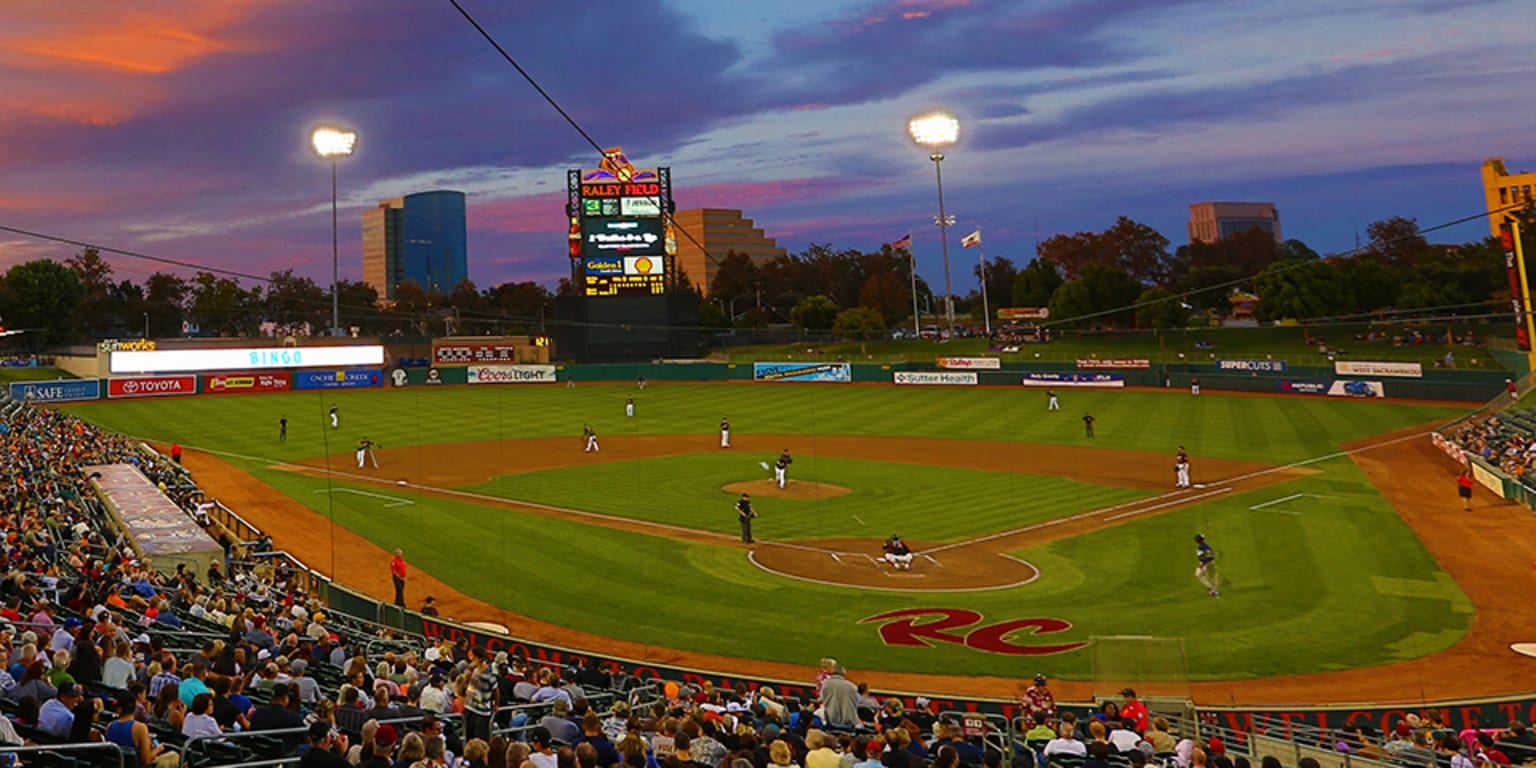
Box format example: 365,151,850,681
1175,447,1190,489
582,424,600,453
882,534,914,570
735,493,757,544
1194,533,1219,597
356,437,380,468
720,418,731,449
1047,388,1059,411
774,449,793,489
329,405,339,429
625,397,635,418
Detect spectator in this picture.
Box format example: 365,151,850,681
107,690,178,768
1118,690,1150,733
530,727,559,768
303,721,353,768
359,725,399,768
182,692,223,739
179,659,212,708
806,730,842,768
933,723,983,767
396,733,428,768
819,667,859,728
1045,723,1087,760
13,660,57,703
770,740,801,768
251,682,306,740
573,710,622,767
1146,718,1177,754
38,680,85,739
541,697,580,745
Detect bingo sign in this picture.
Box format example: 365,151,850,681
108,375,197,399
204,373,291,394
466,365,557,385
434,343,520,365
567,153,675,298
294,369,383,390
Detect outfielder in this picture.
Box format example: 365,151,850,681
1175,447,1190,489
279,416,288,442
329,405,339,429
583,424,600,453
1190,376,1201,396
774,449,793,489
720,418,731,449
625,397,635,418
1047,388,1059,411
882,534,914,570
1194,533,1219,597
357,437,379,469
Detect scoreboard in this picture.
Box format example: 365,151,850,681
567,149,675,298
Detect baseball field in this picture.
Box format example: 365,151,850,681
61,378,1506,698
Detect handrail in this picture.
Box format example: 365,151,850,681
0,740,125,768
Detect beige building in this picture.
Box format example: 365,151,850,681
671,208,786,295
1188,201,1282,244
1482,157,1536,238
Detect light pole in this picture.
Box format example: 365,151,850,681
143,312,149,340
311,126,358,337
909,112,960,333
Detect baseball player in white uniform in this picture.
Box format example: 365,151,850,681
356,437,379,469
625,397,634,418
720,418,731,448
329,405,339,429
583,424,600,453
774,449,793,490
1175,447,1190,488
1047,388,1060,411
882,535,914,570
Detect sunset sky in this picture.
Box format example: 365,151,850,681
0,0,1532,291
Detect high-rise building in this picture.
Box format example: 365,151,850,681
670,208,786,296
1482,157,1536,238
362,190,467,300
1188,202,1282,244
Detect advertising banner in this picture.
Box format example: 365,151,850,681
1217,359,1289,373
998,307,1049,320
581,217,664,256
936,357,1001,370
1501,224,1531,351
8,379,100,403
1431,432,1468,464
1327,380,1384,398
294,369,383,390
434,343,520,365
894,371,978,386
1470,459,1505,496
204,373,291,394
1333,361,1423,378
107,375,197,399
1021,373,1125,388
1076,358,1150,370
1278,380,1329,395
466,365,558,384
110,345,384,374
753,362,852,383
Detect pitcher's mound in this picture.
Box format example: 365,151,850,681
723,479,850,500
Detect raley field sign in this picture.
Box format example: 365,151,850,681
108,375,197,399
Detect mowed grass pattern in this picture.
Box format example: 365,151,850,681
460,454,1152,543
63,383,1474,680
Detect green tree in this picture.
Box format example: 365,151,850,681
265,269,326,335
1333,255,1399,312
974,256,1018,310
1050,263,1141,328
66,247,116,337
790,294,838,332
857,271,910,327
1046,280,1094,328
330,279,382,335
1179,265,1246,314
189,271,262,336
832,306,885,354
0,259,83,345
144,272,189,337
710,251,760,308
1253,260,1350,321
1134,287,1189,329
1365,216,1431,268
1012,258,1063,308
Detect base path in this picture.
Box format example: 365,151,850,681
177,423,1536,704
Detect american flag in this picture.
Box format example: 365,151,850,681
892,233,912,249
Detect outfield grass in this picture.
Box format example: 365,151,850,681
0,366,75,383
63,383,1474,680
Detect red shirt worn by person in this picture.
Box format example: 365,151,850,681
1120,694,1150,732
390,554,407,581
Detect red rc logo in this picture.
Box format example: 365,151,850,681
860,609,1088,656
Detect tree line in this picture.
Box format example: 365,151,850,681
697,214,1510,334
0,248,554,346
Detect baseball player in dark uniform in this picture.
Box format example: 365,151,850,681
279,416,288,442
774,449,793,489
736,493,757,544
1194,533,1218,597
1082,412,1095,439
882,534,914,570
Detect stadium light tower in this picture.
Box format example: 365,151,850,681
908,112,959,332
311,126,358,337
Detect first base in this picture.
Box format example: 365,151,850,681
397,480,408,486
1193,483,1207,489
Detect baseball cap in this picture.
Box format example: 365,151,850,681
291,659,308,673
57,682,80,698
62,618,82,629
1033,674,1047,684
376,724,399,746
133,633,151,645
1120,688,1136,697
308,721,333,741
915,696,931,708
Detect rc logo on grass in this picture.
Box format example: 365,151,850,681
861,608,1087,656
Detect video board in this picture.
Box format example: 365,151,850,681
567,148,675,298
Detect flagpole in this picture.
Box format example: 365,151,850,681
909,249,921,337
978,238,991,336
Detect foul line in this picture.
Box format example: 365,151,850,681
1249,493,1304,511
1102,486,1233,522
312,488,415,507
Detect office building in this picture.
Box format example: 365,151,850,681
1188,202,1282,244
1482,157,1536,238
363,190,467,300
671,208,786,295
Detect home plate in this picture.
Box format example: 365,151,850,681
1510,643,1536,658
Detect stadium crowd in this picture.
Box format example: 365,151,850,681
0,392,1532,768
